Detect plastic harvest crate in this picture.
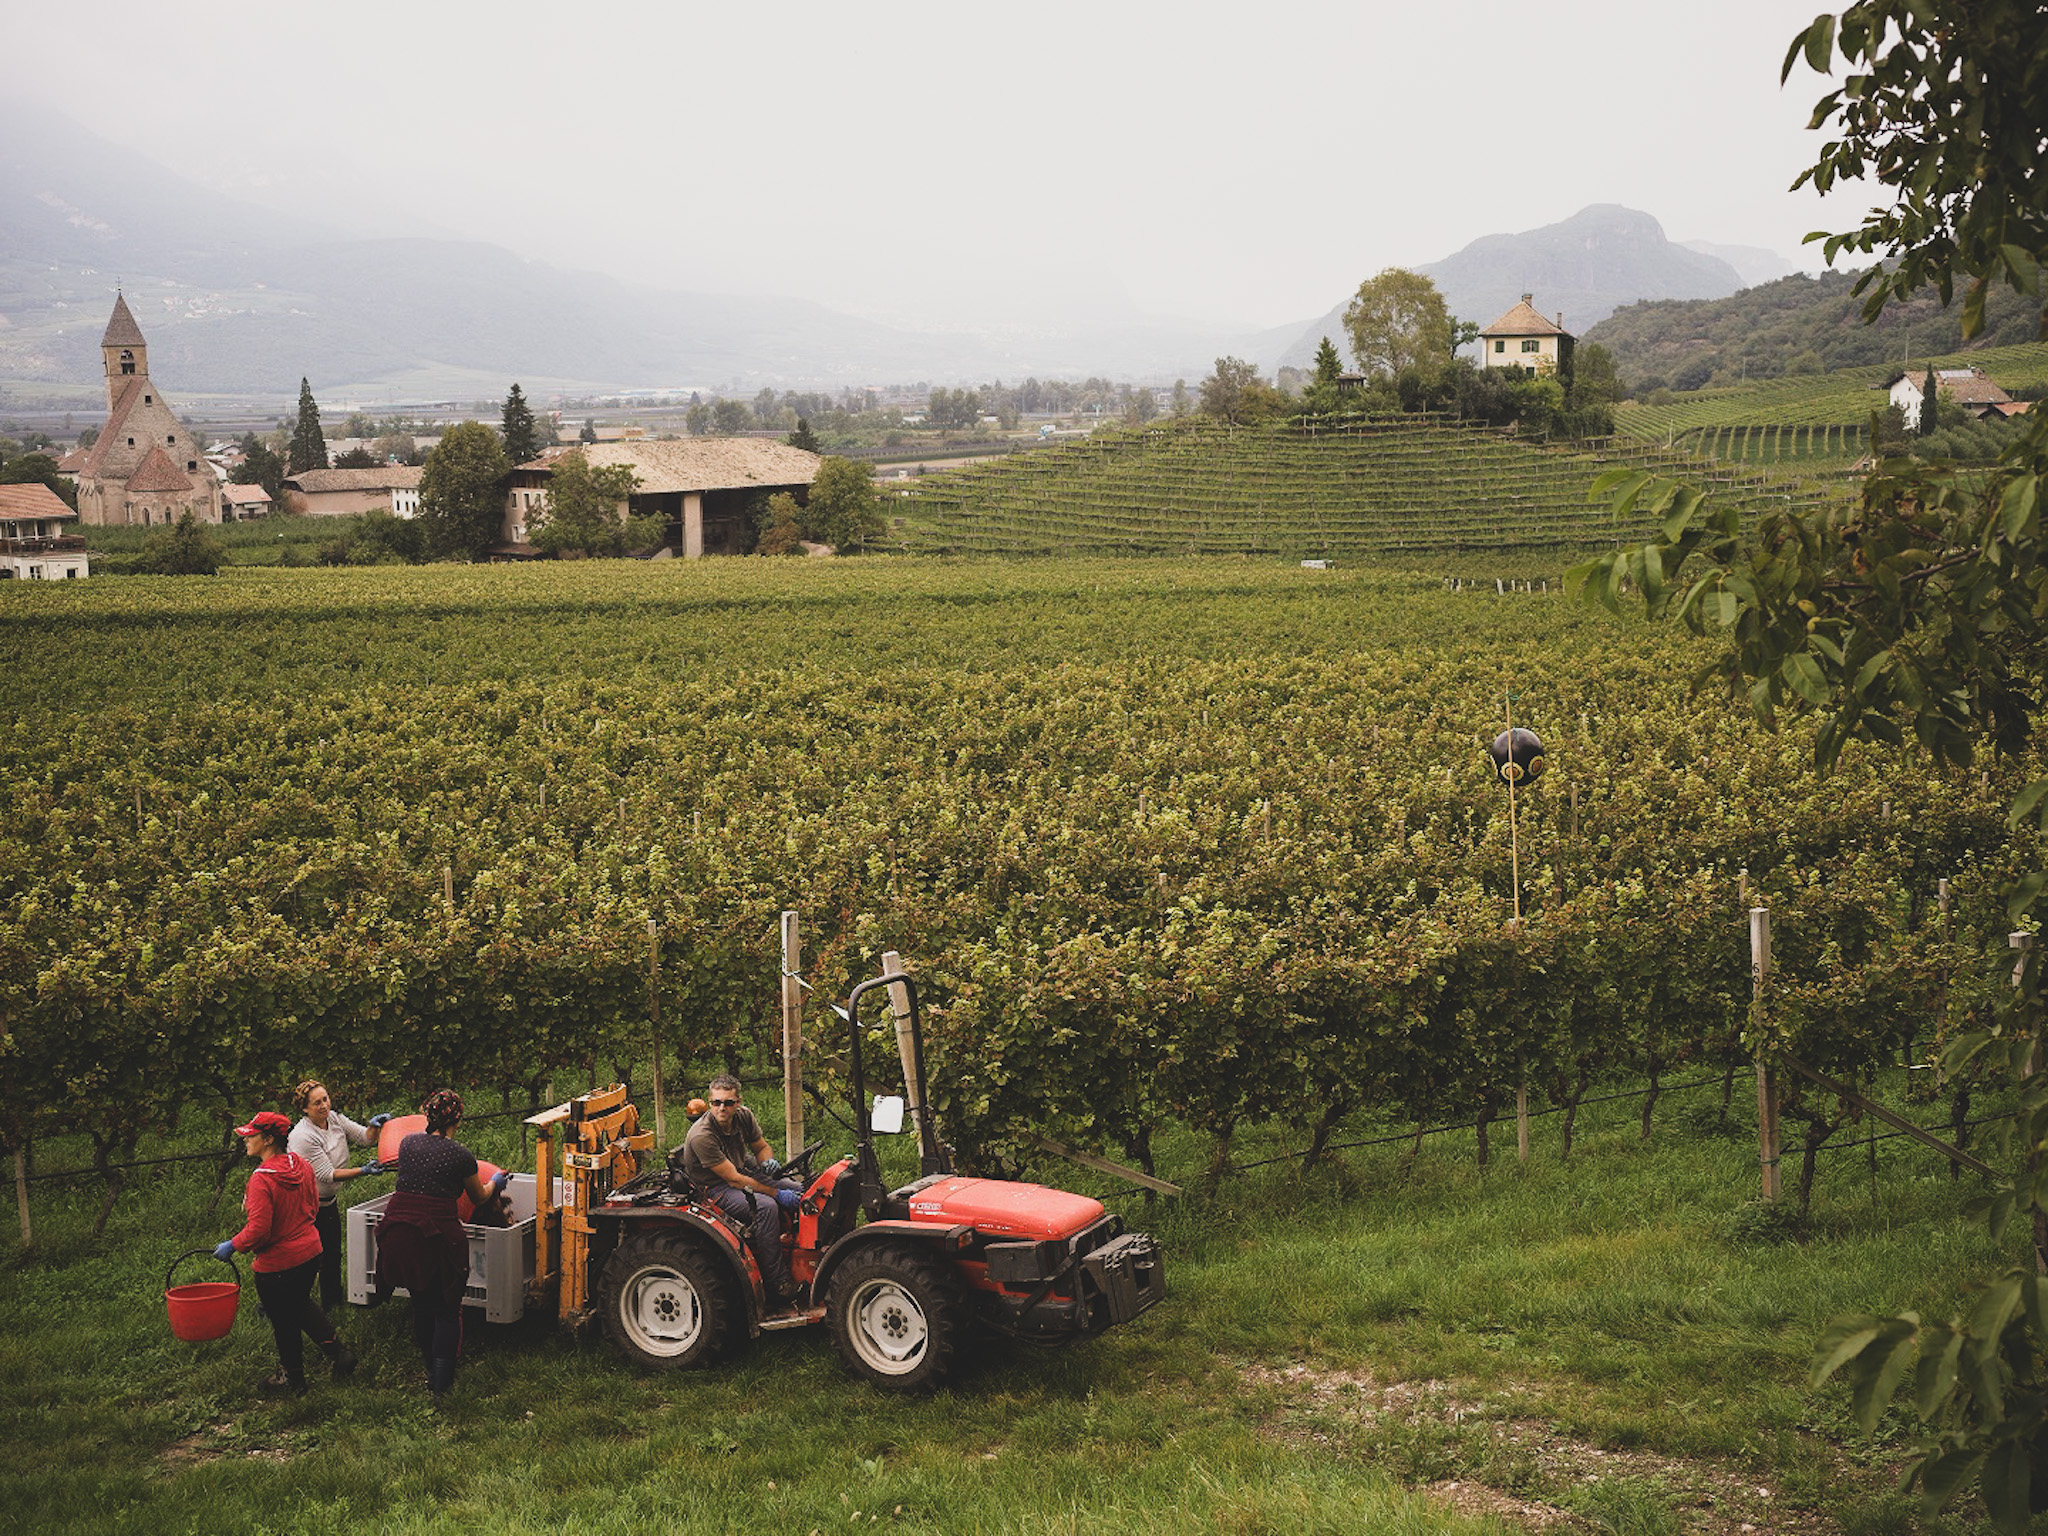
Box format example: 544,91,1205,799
347,1174,565,1324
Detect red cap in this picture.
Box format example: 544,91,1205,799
234,1110,292,1139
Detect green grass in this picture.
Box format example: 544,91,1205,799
3,1072,2031,1534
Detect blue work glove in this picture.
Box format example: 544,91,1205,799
213,1240,237,1262
366,1113,392,1130
488,1171,511,1198
361,1159,388,1176
759,1157,782,1176
775,1188,800,1212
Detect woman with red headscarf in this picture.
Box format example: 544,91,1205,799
372,1089,508,1406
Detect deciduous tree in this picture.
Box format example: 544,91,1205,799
136,510,226,575
416,421,511,560
1344,269,1453,379
1198,358,1286,425
801,457,883,552
529,451,644,556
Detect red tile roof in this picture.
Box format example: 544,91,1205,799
1479,296,1570,338
125,447,195,493
0,483,78,520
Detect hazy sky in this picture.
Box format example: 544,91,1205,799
16,0,1856,332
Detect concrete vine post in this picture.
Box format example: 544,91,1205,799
647,918,665,1148
781,910,803,1156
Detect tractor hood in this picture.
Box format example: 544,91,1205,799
902,1176,1106,1240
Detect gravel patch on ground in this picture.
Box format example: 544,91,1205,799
1241,1360,1866,1535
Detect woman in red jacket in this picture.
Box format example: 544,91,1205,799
214,1110,358,1395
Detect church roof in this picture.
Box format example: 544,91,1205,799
1479,296,1571,339
78,378,146,477
517,439,823,495
126,447,195,493
102,293,146,348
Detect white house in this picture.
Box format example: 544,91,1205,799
0,483,90,580
1883,367,2014,431
1478,295,1574,375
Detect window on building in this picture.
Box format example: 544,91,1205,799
1493,340,1505,354
120,351,135,375
167,434,176,444
144,395,152,404
127,437,135,446
188,461,198,471
1521,340,1541,353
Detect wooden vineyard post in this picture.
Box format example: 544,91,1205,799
14,1145,28,1249
780,910,804,1156
647,919,665,1149
442,866,454,915
1517,1078,1530,1165
1752,907,1780,1201
2012,931,2045,1273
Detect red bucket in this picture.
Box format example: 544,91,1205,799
458,1161,503,1224
376,1114,427,1166
165,1247,240,1342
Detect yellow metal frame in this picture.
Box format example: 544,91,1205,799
525,1084,656,1323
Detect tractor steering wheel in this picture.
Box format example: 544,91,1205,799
778,1139,827,1188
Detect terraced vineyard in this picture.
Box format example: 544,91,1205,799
889,416,1838,560
1612,339,2048,454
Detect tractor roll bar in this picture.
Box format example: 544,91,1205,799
844,971,949,1184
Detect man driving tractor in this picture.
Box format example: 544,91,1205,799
680,1075,802,1304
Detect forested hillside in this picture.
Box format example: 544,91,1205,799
1585,267,2045,391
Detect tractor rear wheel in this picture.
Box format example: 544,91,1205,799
827,1242,965,1391
599,1230,731,1370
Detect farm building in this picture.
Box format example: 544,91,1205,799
0,483,89,579
283,466,424,517
1883,367,2018,431
503,439,823,558
71,294,223,527
1478,295,1574,376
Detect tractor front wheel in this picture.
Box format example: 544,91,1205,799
599,1230,731,1371
827,1242,965,1391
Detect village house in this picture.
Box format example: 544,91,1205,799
283,466,425,517
0,483,89,579
503,439,823,558
71,294,223,527
221,482,273,519
1883,367,2018,431
1478,295,1574,376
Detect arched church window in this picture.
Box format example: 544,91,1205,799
120,350,135,375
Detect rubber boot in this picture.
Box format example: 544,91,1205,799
320,1336,359,1380
428,1356,457,1408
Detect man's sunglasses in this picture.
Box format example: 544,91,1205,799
710,1098,740,1108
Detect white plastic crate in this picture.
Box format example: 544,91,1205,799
347,1173,563,1324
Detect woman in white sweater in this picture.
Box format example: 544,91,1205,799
287,1079,393,1312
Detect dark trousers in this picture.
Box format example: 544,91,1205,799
709,1182,796,1290
314,1201,343,1311
251,1256,334,1387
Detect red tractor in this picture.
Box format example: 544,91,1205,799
524,971,1166,1390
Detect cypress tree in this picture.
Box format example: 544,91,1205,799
287,379,328,474
501,383,541,465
